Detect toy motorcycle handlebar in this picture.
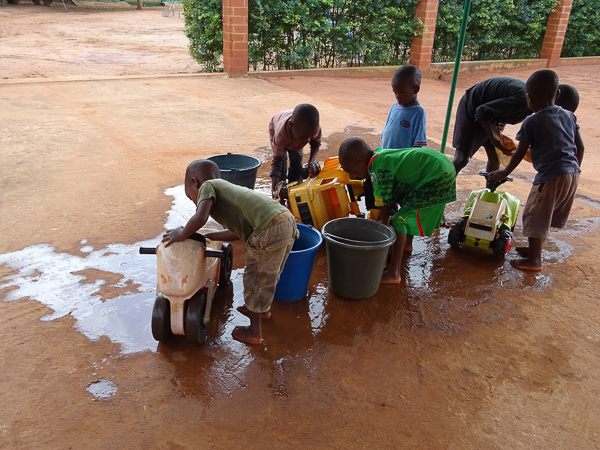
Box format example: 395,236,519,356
479,171,513,183
479,171,513,193
139,233,224,258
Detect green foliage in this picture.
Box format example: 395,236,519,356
562,0,600,57
183,0,598,72
433,0,558,62
183,0,224,72
184,0,420,71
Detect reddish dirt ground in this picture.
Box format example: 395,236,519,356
1,4,600,448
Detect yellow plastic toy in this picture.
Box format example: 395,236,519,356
280,157,368,230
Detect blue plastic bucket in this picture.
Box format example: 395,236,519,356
274,224,323,302
205,153,262,189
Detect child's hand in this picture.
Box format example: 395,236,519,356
272,180,286,202
488,169,508,182
162,227,186,247
307,161,321,177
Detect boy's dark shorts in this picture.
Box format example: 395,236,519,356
522,171,580,239
452,95,491,158
272,149,304,183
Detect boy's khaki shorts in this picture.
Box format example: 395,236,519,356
243,212,299,313
522,171,579,239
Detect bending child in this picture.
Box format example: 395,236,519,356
162,160,298,345
269,104,322,200
489,70,584,271
338,137,456,284
452,76,531,174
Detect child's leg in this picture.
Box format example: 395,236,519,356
381,232,406,284
236,305,272,319
287,149,304,182
404,235,414,253
451,96,488,174
233,214,297,345
483,142,501,173
510,237,543,271
514,174,578,272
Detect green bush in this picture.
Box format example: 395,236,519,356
562,0,600,57
183,0,224,72
433,0,558,62
183,0,598,72
184,0,420,71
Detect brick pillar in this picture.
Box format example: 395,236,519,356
540,0,573,67
409,0,440,75
222,0,248,76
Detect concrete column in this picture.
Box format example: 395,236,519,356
540,0,573,67
222,0,248,76
409,0,440,75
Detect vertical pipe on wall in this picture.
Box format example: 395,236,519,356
440,0,472,154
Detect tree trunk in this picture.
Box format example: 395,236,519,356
137,0,142,10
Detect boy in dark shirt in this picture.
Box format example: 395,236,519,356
452,76,531,174
489,70,584,271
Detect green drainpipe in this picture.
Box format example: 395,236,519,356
440,0,472,154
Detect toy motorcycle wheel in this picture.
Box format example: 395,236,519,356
493,230,513,259
185,291,208,344
448,218,466,249
151,294,173,342
218,242,233,287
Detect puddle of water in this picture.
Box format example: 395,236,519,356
0,185,198,354
86,378,118,399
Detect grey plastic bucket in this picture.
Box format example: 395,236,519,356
322,218,396,299
206,153,262,189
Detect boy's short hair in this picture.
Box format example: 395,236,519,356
392,64,422,87
557,84,580,113
339,137,370,164
291,104,320,132
526,69,558,102
186,159,221,181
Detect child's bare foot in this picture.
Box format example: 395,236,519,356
510,258,543,272
380,271,402,284
237,305,271,319
232,326,264,345
515,247,530,258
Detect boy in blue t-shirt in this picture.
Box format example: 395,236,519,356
489,70,584,272
381,65,427,149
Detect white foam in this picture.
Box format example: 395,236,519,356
0,185,196,354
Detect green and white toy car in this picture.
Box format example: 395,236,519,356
448,172,520,259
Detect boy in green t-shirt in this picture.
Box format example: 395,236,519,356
162,159,298,345
338,137,456,284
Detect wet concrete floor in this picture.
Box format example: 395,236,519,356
0,126,596,405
